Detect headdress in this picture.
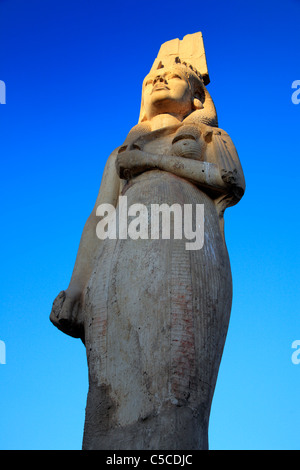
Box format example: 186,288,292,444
139,32,218,127
148,32,210,85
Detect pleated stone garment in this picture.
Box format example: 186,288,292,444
82,170,232,450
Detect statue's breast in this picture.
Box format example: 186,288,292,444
135,125,204,161
142,133,174,155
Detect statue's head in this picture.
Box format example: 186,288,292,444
136,34,218,127
139,63,205,122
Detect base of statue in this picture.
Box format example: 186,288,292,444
82,402,208,450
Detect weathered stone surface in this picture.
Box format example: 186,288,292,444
150,32,210,85
50,32,245,450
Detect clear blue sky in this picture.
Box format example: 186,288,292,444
0,0,299,450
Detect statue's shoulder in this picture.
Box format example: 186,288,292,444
105,146,121,165
121,122,152,148
210,128,239,155
211,127,228,136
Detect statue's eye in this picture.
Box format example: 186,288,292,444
168,74,182,80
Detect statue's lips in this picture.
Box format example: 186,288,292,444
151,85,170,94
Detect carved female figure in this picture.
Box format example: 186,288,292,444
50,33,245,449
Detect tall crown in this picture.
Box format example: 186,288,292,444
149,32,210,85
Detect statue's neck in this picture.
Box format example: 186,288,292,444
149,113,184,131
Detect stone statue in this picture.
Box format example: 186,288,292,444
50,32,245,450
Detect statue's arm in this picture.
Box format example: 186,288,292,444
116,148,227,194
116,127,245,200
50,148,121,340
210,128,246,205
67,148,120,294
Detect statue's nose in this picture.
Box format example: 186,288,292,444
154,75,167,85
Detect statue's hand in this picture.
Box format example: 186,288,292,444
116,149,157,179
221,168,238,185
220,168,244,199
50,289,84,341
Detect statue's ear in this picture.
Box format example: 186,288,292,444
192,97,204,110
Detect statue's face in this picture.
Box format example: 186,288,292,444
142,67,193,120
